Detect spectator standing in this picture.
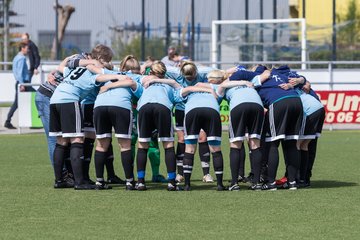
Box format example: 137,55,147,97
4,42,29,129
21,33,41,81
161,46,177,66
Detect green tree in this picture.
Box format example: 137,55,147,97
337,0,360,48
112,35,166,61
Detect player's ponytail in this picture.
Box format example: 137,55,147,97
120,55,141,74
150,61,167,78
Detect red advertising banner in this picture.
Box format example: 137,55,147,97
317,91,360,124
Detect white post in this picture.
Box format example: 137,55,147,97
211,21,217,68
301,18,307,70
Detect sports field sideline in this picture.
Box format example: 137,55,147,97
0,130,359,239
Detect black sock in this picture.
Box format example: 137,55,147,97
136,148,148,184
267,140,280,183
199,142,210,175
165,147,176,182
83,138,94,180
64,145,72,174
94,150,107,181
176,142,185,175
250,148,262,184
121,150,134,181
230,148,241,185
53,144,66,182
237,143,245,177
105,143,116,179
283,140,300,182
70,143,84,185
260,141,270,181
212,151,224,186
183,152,194,186
306,139,318,182
299,150,309,181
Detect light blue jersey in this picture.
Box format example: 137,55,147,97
94,80,142,110
81,87,99,105
184,91,219,114
296,89,324,116
137,83,184,111
224,86,263,111
50,67,99,104
166,65,215,111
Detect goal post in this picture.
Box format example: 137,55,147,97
211,18,307,69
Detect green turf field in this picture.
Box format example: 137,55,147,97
0,131,359,239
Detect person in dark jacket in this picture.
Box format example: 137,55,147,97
21,33,41,81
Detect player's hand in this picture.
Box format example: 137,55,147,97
99,86,109,94
34,69,39,75
288,77,300,86
279,83,293,90
302,84,311,93
47,72,58,86
245,81,254,88
19,85,26,92
143,79,154,89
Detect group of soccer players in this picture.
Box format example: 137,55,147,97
40,44,325,191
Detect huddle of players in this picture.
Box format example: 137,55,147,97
48,44,324,191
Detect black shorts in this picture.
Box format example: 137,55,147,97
184,107,222,142
94,106,132,139
174,109,185,131
138,103,174,142
266,97,303,142
229,103,264,142
300,108,325,139
49,102,84,138
82,103,95,132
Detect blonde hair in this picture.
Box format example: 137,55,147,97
207,70,228,84
180,61,197,80
150,61,167,78
120,55,141,74
90,44,113,63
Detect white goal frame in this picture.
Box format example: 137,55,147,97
211,18,307,69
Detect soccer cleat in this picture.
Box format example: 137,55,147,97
261,181,277,191
244,173,254,183
275,176,288,186
136,182,147,191
249,183,263,191
217,185,228,191
4,121,16,129
167,183,183,191
298,180,310,188
152,174,167,183
228,183,240,191
107,175,126,184
54,180,74,189
175,174,184,183
63,173,75,185
184,184,191,191
202,174,214,183
259,174,267,183
95,181,112,190
84,178,96,185
288,181,297,190
125,181,136,191
74,183,96,190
